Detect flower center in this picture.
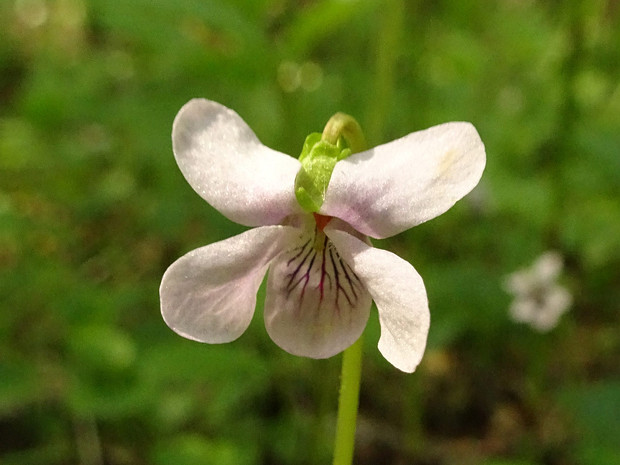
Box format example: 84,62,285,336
313,213,332,232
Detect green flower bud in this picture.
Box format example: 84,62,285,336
295,134,345,212
294,113,366,212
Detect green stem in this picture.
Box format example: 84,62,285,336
332,336,364,465
365,0,404,145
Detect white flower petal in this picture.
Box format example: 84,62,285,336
321,122,486,238
533,251,563,284
326,222,430,372
264,221,372,359
504,270,534,296
509,299,537,324
160,225,298,343
172,99,303,226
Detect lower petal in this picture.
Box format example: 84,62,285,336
264,222,372,359
160,225,298,343
326,222,430,373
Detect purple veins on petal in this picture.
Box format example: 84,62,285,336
318,235,332,303
264,223,373,359
286,238,311,266
327,243,360,311
285,240,315,300
282,228,363,315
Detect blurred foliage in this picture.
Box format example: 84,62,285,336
1,0,619,464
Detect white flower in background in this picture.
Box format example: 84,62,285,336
504,251,572,332
160,99,486,372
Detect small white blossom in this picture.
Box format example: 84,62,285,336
504,251,572,332
160,99,486,372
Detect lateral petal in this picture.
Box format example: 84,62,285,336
326,222,430,373
172,99,303,226
321,122,485,238
264,220,372,359
160,225,298,343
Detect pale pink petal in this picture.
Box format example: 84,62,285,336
321,122,486,238
172,99,303,226
160,226,299,343
264,219,372,359
326,222,430,372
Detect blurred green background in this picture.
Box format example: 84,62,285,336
1,0,619,464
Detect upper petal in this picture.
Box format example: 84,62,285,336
321,122,486,238
264,219,372,359
172,99,303,226
160,225,298,343
325,222,430,373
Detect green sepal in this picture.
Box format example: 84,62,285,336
294,133,350,212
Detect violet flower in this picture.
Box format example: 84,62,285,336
160,99,485,372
